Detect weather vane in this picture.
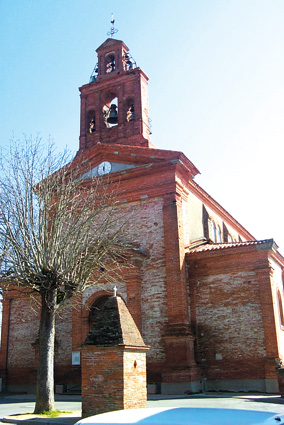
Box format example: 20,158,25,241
107,13,118,38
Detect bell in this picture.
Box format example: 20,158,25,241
107,104,118,124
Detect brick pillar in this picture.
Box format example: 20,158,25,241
125,261,143,331
257,264,279,383
81,295,149,417
162,193,189,324
162,193,200,390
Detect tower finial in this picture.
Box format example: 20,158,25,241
107,13,118,38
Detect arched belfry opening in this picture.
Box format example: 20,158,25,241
125,97,135,122
87,110,96,133
103,96,118,128
79,37,152,151
123,51,136,71
105,52,116,73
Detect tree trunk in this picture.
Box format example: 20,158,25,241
34,287,57,413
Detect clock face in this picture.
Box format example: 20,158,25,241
97,161,112,175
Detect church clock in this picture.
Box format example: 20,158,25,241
97,161,112,175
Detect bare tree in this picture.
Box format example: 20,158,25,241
0,137,132,413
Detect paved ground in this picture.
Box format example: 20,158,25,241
1,393,284,424
148,393,284,412
0,394,81,420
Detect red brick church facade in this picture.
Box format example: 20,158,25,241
1,37,284,394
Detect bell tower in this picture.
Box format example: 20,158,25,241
78,38,151,152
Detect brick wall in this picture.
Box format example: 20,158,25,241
123,350,147,409
81,347,124,416
195,271,266,377
187,247,279,390
81,346,147,416
1,294,80,390
95,198,168,362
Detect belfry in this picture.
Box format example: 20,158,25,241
79,37,152,152
1,26,284,395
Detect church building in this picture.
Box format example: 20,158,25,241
1,36,284,395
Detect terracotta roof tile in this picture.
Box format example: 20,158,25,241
83,295,146,347
187,239,275,254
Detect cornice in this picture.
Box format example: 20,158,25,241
79,67,148,93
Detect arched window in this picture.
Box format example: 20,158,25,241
217,225,222,243
89,296,110,323
211,221,216,242
277,290,284,329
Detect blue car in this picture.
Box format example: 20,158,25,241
75,407,284,425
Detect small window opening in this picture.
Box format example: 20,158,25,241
87,111,96,134
89,116,96,133
89,117,95,133
126,104,134,122
105,53,115,73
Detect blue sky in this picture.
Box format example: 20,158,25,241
1,0,284,251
